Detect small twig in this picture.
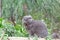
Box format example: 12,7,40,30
0,31,5,40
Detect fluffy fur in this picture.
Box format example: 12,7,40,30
22,15,48,38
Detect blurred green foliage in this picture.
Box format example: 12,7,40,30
2,0,60,29
1,0,60,40
1,18,29,37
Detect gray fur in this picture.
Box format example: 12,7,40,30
22,15,48,38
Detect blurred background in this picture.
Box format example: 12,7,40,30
0,0,60,40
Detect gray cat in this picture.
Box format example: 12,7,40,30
22,15,48,38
